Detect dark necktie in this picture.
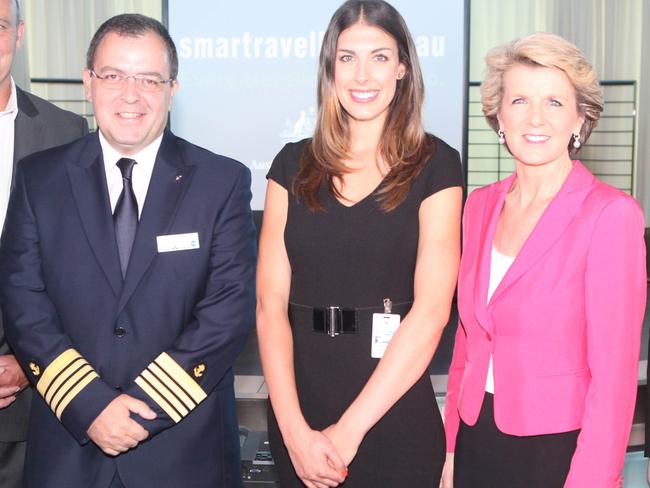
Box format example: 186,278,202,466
114,158,138,278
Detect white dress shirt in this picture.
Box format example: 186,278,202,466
100,131,163,218
0,78,19,228
485,246,515,393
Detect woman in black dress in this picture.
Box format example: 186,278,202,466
256,1,463,487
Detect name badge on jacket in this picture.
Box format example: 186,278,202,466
156,232,200,253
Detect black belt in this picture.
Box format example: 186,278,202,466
289,301,413,338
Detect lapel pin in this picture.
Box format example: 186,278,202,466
175,174,183,181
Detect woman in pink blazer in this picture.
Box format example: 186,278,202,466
441,33,646,488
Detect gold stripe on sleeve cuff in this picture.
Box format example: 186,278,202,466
35,348,99,419
147,363,195,411
141,369,190,418
48,363,94,408
154,352,207,404
54,371,99,420
134,352,207,422
135,376,182,423
36,349,81,398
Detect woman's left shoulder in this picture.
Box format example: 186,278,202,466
580,182,645,237
419,134,464,195
423,134,461,167
586,176,643,218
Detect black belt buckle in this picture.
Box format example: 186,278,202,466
313,306,357,337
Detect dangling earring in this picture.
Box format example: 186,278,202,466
497,130,505,145
572,133,581,149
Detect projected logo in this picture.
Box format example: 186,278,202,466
281,107,317,143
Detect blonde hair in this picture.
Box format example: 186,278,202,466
481,32,603,156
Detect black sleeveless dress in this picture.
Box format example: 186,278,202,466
266,136,463,487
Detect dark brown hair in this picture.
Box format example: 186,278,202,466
294,0,433,211
87,13,178,80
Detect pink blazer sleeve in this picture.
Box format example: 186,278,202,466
444,191,477,452
564,196,646,487
444,319,467,452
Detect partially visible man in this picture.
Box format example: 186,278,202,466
0,0,88,486
0,12,255,488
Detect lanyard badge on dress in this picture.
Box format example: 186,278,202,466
371,298,401,358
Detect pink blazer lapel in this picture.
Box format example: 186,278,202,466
488,161,595,306
472,174,515,334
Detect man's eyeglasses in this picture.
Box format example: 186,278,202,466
89,70,175,92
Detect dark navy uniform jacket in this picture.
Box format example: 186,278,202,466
0,130,256,488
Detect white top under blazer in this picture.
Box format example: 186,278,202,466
485,246,515,393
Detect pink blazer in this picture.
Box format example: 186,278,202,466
445,161,646,487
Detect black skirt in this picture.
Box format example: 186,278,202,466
454,393,579,488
